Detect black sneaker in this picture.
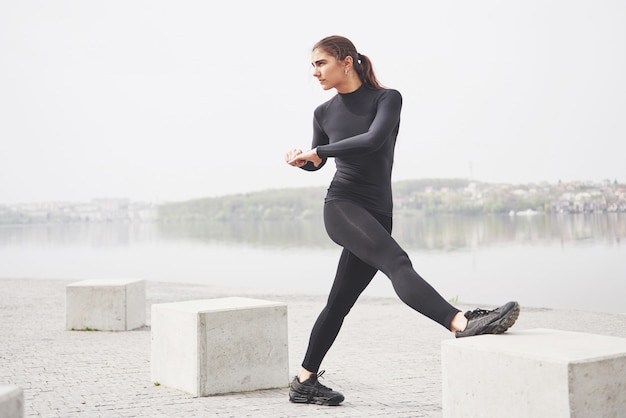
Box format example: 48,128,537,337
455,301,520,338
289,370,344,406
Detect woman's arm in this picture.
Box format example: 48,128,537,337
285,113,329,170
317,89,402,158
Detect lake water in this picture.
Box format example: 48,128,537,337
1,213,624,314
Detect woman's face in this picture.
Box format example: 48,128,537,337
311,48,346,91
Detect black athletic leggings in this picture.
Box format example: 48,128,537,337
302,200,460,372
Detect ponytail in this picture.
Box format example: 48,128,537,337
354,52,383,90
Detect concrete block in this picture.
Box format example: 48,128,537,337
442,328,626,418
0,386,24,418
151,297,289,397
66,279,146,331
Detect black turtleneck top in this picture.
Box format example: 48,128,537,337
301,85,402,217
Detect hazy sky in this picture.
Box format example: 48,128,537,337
1,1,625,204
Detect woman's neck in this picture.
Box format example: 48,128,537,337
336,77,363,94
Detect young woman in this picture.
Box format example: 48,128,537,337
285,35,519,406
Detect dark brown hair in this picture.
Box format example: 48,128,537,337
313,35,384,90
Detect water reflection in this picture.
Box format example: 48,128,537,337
393,212,625,250
157,218,331,249
0,223,158,248
156,213,626,250
1,213,624,250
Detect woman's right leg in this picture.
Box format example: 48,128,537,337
299,203,394,374
301,247,380,374
291,250,370,405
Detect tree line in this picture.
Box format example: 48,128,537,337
158,178,607,222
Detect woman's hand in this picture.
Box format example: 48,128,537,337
285,149,305,167
285,148,322,168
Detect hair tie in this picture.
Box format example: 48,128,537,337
356,53,362,64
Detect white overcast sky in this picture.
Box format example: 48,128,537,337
1,1,625,204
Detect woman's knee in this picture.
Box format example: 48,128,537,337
379,249,412,276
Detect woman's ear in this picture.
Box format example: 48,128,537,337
343,55,354,70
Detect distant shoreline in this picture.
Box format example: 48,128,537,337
2,178,625,225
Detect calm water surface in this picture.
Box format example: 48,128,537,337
1,213,624,313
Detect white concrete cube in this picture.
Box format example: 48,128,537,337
0,386,24,418
66,279,146,331
442,328,626,418
151,297,289,397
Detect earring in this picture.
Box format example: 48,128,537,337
344,69,349,76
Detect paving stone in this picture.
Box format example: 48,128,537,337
1,278,625,417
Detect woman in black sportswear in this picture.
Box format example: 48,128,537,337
285,35,519,406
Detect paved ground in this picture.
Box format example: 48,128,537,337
1,278,625,417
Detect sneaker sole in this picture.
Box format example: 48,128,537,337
491,301,520,334
289,391,344,406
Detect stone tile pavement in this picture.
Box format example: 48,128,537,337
1,278,625,417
